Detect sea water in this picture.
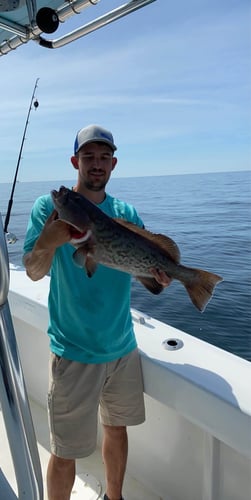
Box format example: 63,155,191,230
0,170,250,361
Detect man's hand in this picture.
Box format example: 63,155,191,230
149,268,173,288
36,210,72,252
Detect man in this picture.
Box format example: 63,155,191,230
23,124,171,500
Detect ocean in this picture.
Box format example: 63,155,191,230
0,170,250,361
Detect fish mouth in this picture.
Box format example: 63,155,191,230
51,186,69,206
51,186,91,241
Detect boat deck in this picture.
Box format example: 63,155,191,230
0,398,159,500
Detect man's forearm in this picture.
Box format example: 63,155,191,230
23,210,71,280
23,240,55,281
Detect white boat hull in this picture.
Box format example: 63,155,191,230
2,263,250,500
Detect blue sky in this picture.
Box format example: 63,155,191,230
0,0,250,182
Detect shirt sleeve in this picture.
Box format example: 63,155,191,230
23,195,53,255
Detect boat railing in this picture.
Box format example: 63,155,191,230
0,214,43,499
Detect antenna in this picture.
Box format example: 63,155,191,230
4,78,39,243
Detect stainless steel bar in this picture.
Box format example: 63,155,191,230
0,213,9,307
0,16,28,37
25,0,38,26
0,0,99,54
0,215,43,499
57,0,100,19
0,0,157,55
38,0,157,49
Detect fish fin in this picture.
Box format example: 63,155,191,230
184,269,223,312
73,249,97,277
137,276,164,295
73,248,86,268
85,255,97,278
152,234,180,263
114,218,180,263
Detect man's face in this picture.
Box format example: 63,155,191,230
72,142,117,192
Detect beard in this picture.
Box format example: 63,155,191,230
84,170,109,191
84,178,107,191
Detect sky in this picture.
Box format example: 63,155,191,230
0,0,250,183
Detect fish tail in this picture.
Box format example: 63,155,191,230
184,269,223,312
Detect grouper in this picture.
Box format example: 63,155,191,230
51,186,223,312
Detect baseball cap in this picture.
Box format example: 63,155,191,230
74,124,117,154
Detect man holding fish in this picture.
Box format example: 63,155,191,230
23,124,173,500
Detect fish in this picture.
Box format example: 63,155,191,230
51,186,223,312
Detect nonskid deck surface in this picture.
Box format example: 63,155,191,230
0,399,159,500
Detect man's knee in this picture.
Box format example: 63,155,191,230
50,454,75,471
103,425,127,437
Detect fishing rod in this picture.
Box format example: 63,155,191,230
4,78,39,243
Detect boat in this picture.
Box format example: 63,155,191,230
1,1,251,499
1,218,251,500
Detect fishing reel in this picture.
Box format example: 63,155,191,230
5,232,17,244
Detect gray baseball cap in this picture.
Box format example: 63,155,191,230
74,124,117,154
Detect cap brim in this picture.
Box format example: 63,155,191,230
76,138,117,153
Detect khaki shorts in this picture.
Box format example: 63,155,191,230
47,348,145,459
